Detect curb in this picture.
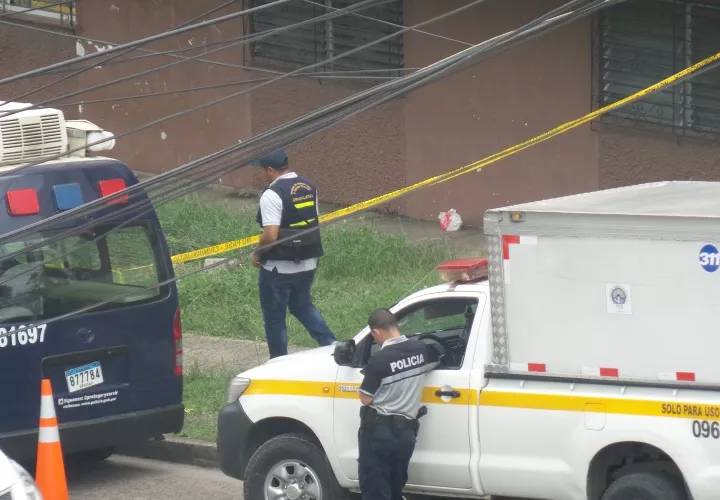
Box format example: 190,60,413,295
117,435,219,469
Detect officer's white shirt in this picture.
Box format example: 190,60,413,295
259,171,319,274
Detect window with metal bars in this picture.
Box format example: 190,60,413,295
598,0,720,135
250,0,404,76
0,0,75,27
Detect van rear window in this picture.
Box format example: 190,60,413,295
0,222,167,322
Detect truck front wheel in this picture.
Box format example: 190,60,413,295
601,472,686,500
243,432,347,500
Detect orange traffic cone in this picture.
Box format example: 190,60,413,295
35,379,69,500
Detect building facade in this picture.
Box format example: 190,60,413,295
1,0,719,227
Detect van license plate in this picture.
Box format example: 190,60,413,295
65,361,104,393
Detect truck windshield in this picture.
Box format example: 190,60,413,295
0,222,167,322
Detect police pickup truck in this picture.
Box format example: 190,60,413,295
218,181,720,500
0,447,40,500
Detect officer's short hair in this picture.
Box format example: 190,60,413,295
368,308,397,331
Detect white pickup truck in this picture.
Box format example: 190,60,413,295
0,447,42,500
217,181,720,500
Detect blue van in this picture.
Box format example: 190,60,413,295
0,106,183,462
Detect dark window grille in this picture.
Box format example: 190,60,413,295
250,0,404,76
598,0,720,135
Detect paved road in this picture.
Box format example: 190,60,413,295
65,456,499,500
67,456,243,500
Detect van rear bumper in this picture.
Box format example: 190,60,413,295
0,404,184,462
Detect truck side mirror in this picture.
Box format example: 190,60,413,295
333,339,356,366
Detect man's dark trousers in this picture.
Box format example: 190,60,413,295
258,266,336,358
358,423,416,500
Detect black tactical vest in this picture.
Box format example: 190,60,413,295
256,175,324,263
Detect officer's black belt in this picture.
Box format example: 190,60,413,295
360,406,418,432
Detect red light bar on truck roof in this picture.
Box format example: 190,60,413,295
98,178,128,204
437,257,488,283
6,189,40,216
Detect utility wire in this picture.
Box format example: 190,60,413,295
0,0,390,119
0,0,483,173
0,0,570,271
0,0,627,330
34,54,418,79
19,41,718,336
179,0,240,27
0,0,594,252
0,0,609,264
0,0,294,87
8,1,244,104
54,74,398,109
302,0,473,47
0,16,298,79
0,0,627,299
0,9,423,82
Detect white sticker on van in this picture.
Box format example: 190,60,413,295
58,390,119,410
0,324,47,349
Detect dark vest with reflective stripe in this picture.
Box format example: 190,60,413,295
256,176,324,263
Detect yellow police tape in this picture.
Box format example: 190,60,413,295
134,50,720,268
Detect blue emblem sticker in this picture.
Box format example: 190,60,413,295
699,244,720,273
610,286,627,305
606,283,632,315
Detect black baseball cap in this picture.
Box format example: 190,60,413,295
251,149,288,169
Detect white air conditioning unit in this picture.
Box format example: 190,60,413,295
0,102,68,166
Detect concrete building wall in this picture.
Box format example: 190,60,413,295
599,127,720,189
248,77,406,212
73,0,256,189
0,21,78,110
402,0,598,227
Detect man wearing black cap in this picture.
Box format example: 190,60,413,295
251,149,336,358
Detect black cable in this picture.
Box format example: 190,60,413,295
8,0,248,103
0,14,420,81
0,0,389,120
53,73,399,109
0,0,608,266
0,0,73,19
179,0,240,27
0,0,293,88
0,0,625,295
302,0,472,47
0,17,288,78
0,0,485,181
0,0,593,257
0,0,656,337
34,52,417,80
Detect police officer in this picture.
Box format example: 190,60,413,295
358,308,441,500
251,149,336,358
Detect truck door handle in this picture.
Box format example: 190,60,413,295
435,389,461,398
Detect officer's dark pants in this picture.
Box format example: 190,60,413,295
258,266,336,358
358,423,416,500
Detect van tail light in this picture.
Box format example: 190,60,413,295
173,308,183,376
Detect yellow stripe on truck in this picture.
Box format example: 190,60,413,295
243,380,475,406
480,391,720,421
241,379,720,419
